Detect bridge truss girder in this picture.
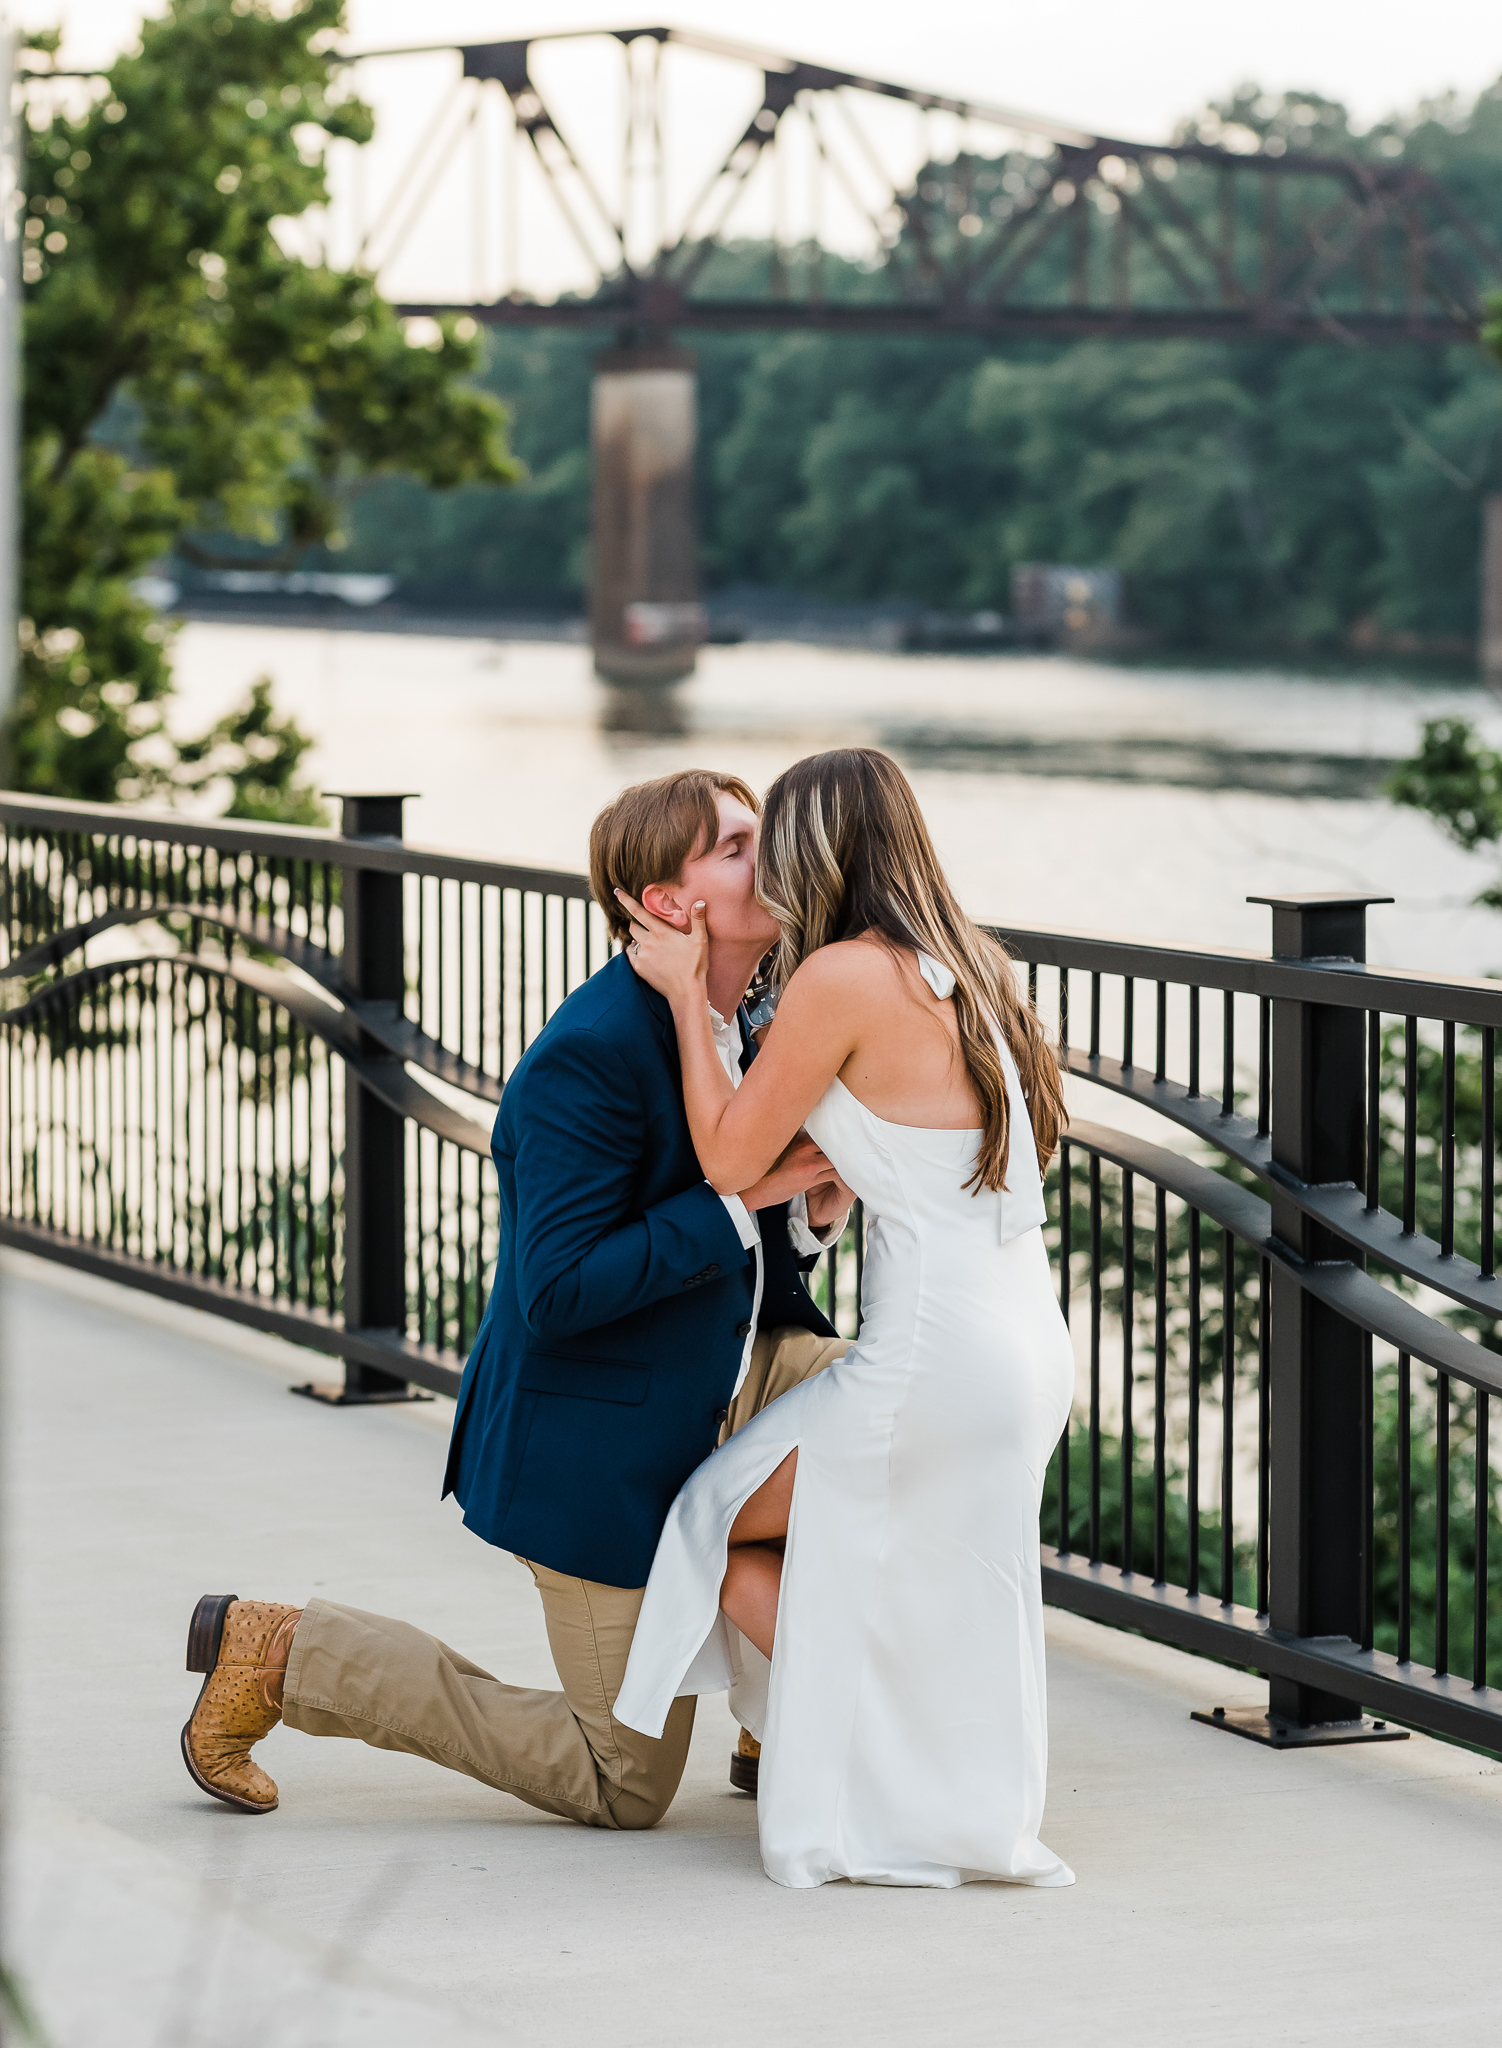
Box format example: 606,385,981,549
337,26,1502,348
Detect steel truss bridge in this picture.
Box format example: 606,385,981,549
331,26,1502,348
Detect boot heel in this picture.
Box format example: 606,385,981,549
186,1593,239,1673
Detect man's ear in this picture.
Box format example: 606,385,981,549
641,882,690,930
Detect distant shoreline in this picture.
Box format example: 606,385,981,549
170,600,1483,687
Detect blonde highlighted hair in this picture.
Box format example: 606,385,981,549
756,748,1066,1191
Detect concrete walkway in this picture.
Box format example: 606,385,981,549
6,1250,1502,2047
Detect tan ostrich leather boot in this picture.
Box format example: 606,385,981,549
181,1595,303,1813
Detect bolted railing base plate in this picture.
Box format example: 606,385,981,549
291,1381,435,1407
1192,1705,1409,1748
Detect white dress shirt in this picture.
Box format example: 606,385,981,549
707,1002,844,1397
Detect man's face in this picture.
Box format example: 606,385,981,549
642,791,779,952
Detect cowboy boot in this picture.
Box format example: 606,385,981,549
729,1727,760,1796
181,1594,303,1814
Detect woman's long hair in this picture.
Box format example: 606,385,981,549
756,748,1066,1191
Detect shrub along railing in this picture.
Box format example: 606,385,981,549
3,793,1499,1756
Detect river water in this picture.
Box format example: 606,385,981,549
171,619,1502,979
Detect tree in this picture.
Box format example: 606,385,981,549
17,0,520,817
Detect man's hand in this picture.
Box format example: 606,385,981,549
736,1132,833,1212
805,1173,855,1236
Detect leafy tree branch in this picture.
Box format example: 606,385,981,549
16,0,520,814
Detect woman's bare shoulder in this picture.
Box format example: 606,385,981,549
782,936,906,1003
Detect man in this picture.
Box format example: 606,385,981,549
180,769,850,1830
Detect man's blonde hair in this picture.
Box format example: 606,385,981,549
589,769,760,944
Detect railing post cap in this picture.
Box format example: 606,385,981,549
323,791,420,803
324,792,419,842
1245,893,1394,912
1249,892,1394,964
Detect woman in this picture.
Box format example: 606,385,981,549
612,749,1075,1890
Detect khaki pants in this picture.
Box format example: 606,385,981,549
283,1325,846,1830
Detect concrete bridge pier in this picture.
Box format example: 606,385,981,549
590,342,705,689
1483,495,1502,696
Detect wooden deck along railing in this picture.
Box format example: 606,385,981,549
4,790,1500,1751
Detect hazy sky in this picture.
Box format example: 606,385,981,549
22,3,1502,305
22,1,1502,140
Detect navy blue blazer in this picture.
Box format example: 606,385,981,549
442,951,836,1588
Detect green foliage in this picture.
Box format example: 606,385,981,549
1388,718,1502,853
1388,718,1502,910
17,0,519,812
172,675,324,824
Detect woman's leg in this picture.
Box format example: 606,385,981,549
721,1450,797,1658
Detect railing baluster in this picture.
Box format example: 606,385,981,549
1058,1139,1072,1555
1484,1025,1496,1280
1221,990,1234,1117
1188,1206,1201,1596
1155,980,1166,1084
1188,984,1200,1098
1475,1390,1490,1691
1257,1253,1270,1617
459,880,469,1064
1359,1330,1374,1651
853,1199,865,1336
1221,1226,1234,1605
416,1124,427,1345
1403,1014,1418,1234
1257,994,1270,1137
1366,1009,1381,1211
1399,1351,1412,1662
1121,1167,1134,1574
1435,1371,1451,1677
1089,1151,1102,1565
1441,1019,1456,1257
1153,1183,1167,1584
1122,977,1135,1071
437,875,447,1048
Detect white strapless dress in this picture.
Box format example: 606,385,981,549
614,983,1076,1890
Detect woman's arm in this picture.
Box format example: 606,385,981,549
616,891,870,1193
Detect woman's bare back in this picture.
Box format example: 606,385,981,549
823,936,981,1131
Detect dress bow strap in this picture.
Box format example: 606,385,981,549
917,951,956,1000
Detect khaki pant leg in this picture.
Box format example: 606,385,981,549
282,1581,695,1831
526,1561,697,1831
721,1323,849,1443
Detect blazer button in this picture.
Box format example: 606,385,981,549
735,1320,753,1339
713,1405,730,1426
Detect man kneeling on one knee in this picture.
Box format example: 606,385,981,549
181,767,850,1827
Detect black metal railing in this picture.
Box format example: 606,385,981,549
4,792,1500,1754
999,896,1502,1754
0,790,609,1398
